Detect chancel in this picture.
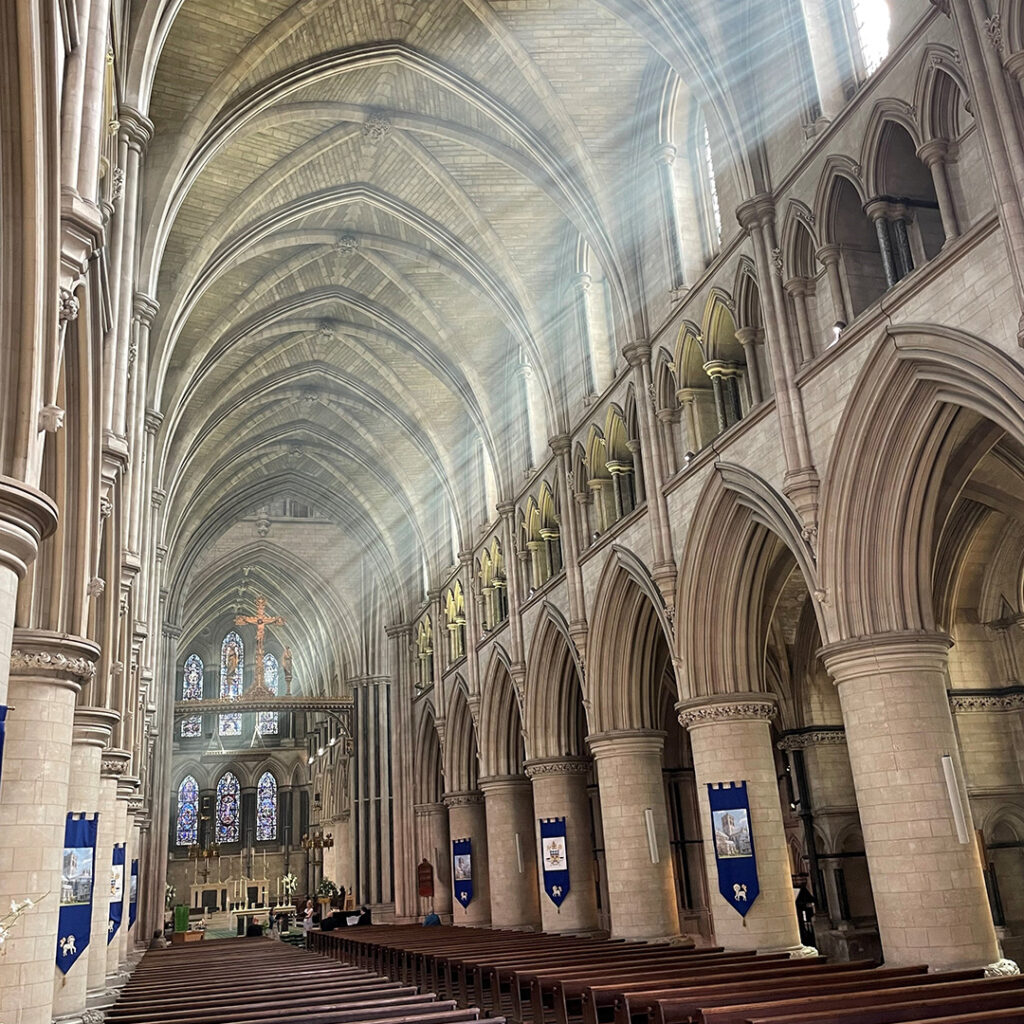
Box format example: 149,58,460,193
6,1,1024,1024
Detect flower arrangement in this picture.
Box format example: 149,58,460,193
316,878,338,899
165,884,176,909
281,872,298,897
0,893,46,955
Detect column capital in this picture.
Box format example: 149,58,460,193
548,433,572,457
776,725,845,751
443,789,484,808
621,341,651,367
10,629,99,691
384,622,413,639
144,409,164,435
783,276,813,298
101,748,133,779
651,142,677,166
413,802,447,817
132,293,160,326
587,728,666,758
0,476,58,579
72,705,121,748
478,774,531,794
864,197,894,222
495,500,517,517
524,756,592,779
119,107,154,152
815,243,842,267
916,138,950,168
819,630,953,682
676,692,777,730
735,195,776,231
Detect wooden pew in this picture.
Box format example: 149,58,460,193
700,975,1024,1024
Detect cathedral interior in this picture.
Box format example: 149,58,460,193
6,0,1024,1021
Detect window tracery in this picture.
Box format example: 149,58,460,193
416,616,434,691
260,652,279,736
181,654,203,738
176,775,199,846
256,771,277,841
216,771,241,843
445,582,467,662
219,630,244,736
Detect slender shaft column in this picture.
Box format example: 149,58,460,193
115,780,137,970
414,802,452,918
677,695,810,954
588,731,679,939
821,632,1015,973
735,328,764,405
865,201,897,288
652,144,685,293
525,757,600,934
386,624,416,921
917,140,960,243
105,766,130,985
783,279,816,364
815,245,848,326
480,776,541,928
51,707,118,1020
443,791,490,926
86,774,117,1005
0,632,97,1024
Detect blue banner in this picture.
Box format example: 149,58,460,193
129,859,138,930
540,817,570,907
707,782,759,916
452,837,472,908
57,813,98,974
108,844,125,943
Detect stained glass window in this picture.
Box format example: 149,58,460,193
259,653,279,736
256,771,277,841
219,631,244,736
181,654,204,738
852,0,890,76
216,771,240,843
176,776,199,846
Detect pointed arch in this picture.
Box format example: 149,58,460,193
256,770,278,841
676,464,821,721
219,629,244,736
478,650,526,778
181,653,204,737
413,698,445,805
524,603,589,760
175,774,200,846
443,681,480,793
819,324,1024,641
215,770,241,843
586,547,675,734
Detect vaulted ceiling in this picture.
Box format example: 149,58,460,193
134,0,728,675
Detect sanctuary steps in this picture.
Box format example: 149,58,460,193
311,925,1024,1024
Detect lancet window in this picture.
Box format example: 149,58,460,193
256,771,278,841
851,0,889,76
181,654,203,738
219,630,244,736
259,652,279,736
216,771,241,843
176,775,199,846
694,111,721,256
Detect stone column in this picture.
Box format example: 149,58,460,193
865,200,897,288
104,765,130,986
588,731,679,939
444,791,490,926
652,143,685,294
916,140,960,243
815,245,848,327
0,631,97,1024
734,327,764,405
525,757,600,934
480,776,540,929
677,695,809,955
821,633,1014,973
86,772,118,1006
115,779,137,971
783,279,816,364
414,802,452,918
51,706,118,1021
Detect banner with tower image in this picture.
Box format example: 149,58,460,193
707,781,760,917
57,813,98,973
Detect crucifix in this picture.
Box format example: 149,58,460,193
235,595,285,695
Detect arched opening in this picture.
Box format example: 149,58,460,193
827,175,886,317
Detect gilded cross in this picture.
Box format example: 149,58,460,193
235,596,284,692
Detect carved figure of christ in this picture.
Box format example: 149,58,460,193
235,595,285,694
